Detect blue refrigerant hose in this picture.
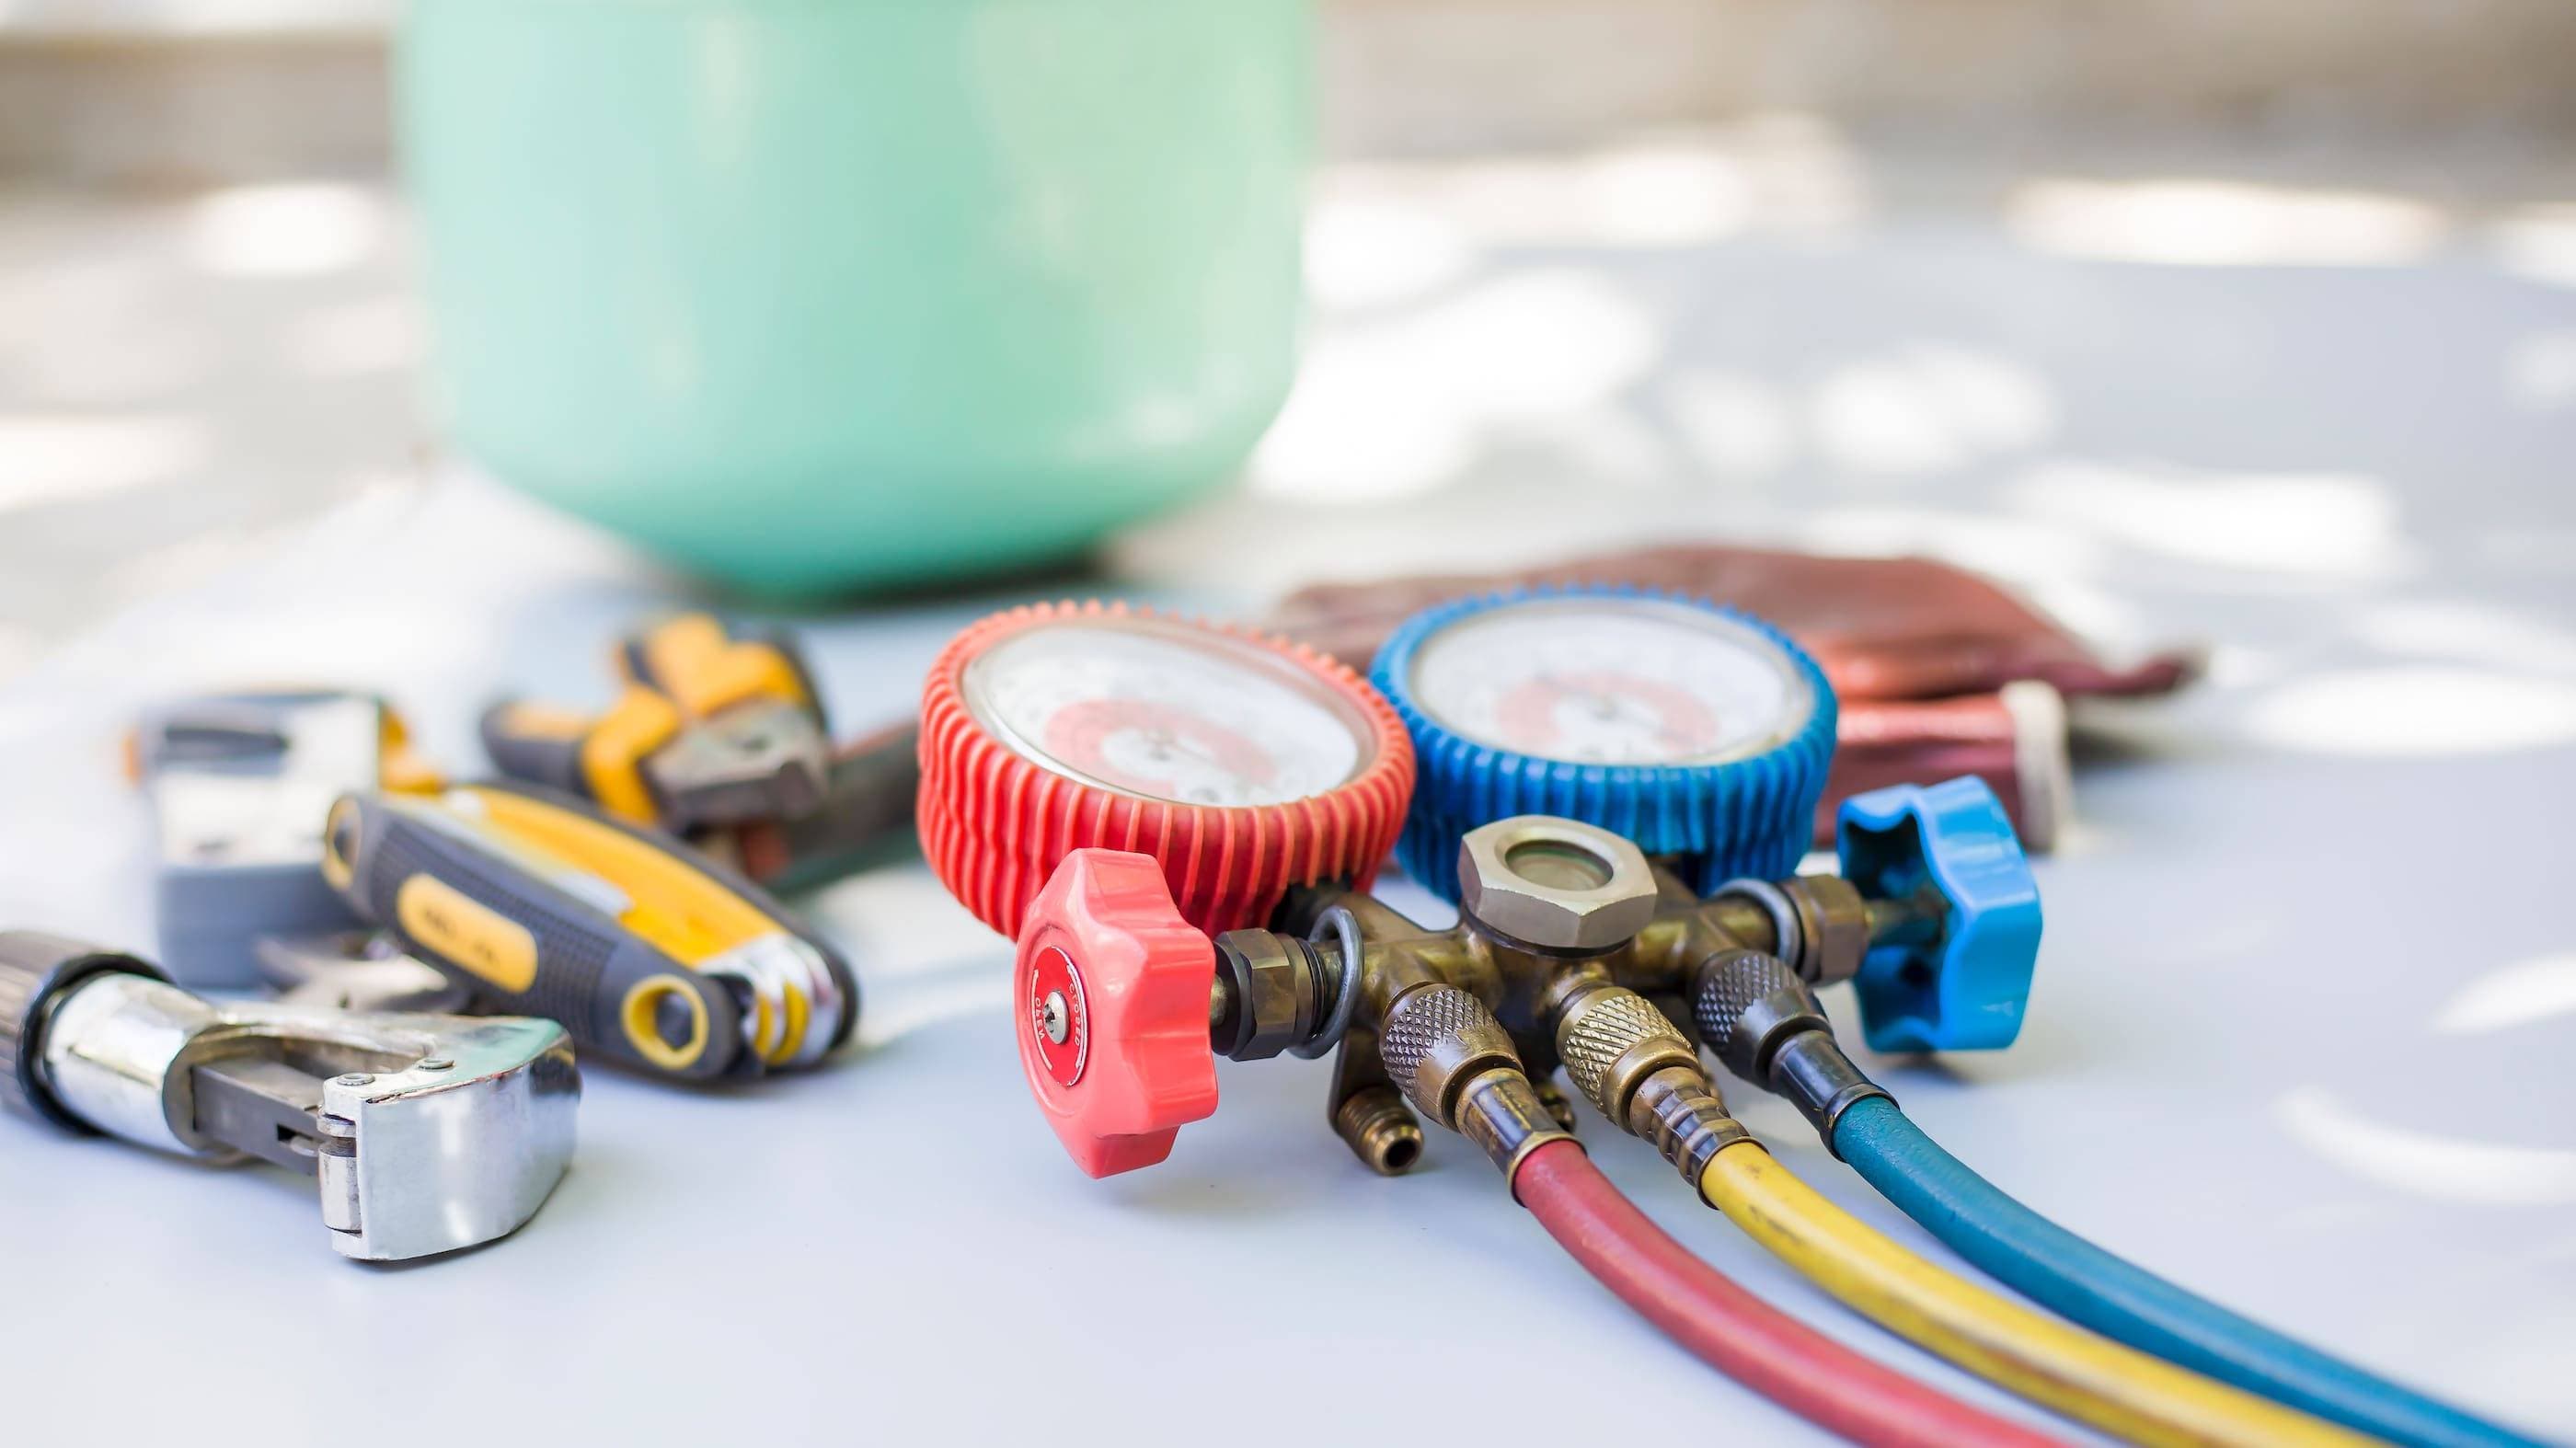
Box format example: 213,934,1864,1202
1831,1096,2547,1448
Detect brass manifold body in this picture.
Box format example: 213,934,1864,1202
1201,815,1925,1183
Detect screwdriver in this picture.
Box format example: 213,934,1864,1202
320,779,857,1082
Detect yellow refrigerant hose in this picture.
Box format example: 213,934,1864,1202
1696,1142,2384,1448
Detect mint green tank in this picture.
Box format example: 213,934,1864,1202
400,0,1311,592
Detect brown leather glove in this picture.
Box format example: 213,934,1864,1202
1270,544,2196,853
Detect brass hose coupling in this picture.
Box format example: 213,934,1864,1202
1375,983,1571,1183
1691,948,1890,1151
1548,976,1748,1188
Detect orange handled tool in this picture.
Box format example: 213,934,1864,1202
480,614,831,833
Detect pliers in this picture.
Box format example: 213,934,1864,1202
479,614,832,833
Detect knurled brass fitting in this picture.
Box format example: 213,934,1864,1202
1548,979,1748,1186
1378,983,1517,1127
1552,981,1701,1124
1695,948,1832,1083
1376,983,1571,1180
1692,948,1889,1148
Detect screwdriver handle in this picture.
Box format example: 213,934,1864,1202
478,688,684,826
617,614,825,728
477,700,596,798
322,787,747,1081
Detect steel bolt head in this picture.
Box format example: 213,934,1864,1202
1456,816,1658,953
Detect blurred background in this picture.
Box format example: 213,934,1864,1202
2,0,2572,679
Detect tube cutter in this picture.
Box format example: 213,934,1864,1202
0,930,577,1261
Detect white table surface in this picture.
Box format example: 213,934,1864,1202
4,195,2574,1446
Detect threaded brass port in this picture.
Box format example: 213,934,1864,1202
1333,1085,1425,1175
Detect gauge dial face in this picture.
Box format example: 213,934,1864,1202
961,618,1374,807
1408,597,1813,765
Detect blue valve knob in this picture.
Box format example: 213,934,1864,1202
1835,776,2041,1053
1371,584,1837,902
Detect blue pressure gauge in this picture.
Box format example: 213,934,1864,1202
1372,585,1838,900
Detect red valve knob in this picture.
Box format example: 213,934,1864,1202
919,600,1415,941
1015,848,1220,1177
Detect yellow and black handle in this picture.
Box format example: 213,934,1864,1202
615,612,822,728
479,614,827,829
478,687,686,825
320,780,857,1082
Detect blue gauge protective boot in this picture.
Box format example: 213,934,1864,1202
1372,584,1837,900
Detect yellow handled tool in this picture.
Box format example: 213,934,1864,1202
479,614,831,833
320,780,857,1082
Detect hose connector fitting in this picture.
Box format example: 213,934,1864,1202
1553,979,1701,1123
1692,948,1890,1151
1628,1065,1750,1187
1551,979,1747,1185
1377,983,1571,1182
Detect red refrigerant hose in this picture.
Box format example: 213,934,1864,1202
1513,1141,2064,1448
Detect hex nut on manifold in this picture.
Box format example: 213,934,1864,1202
1457,817,1659,954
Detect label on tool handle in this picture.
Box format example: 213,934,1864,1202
392,872,539,992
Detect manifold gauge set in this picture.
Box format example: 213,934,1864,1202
912,586,2537,1448
4,587,2540,1448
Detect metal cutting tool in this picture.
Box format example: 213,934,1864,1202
0,930,576,1261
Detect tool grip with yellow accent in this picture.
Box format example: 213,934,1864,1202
321,787,789,1082
478,700,595,799
478,689,685,828
618,614,823,727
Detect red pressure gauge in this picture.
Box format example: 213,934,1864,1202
919,601,1415,1174
920,601,1414,938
